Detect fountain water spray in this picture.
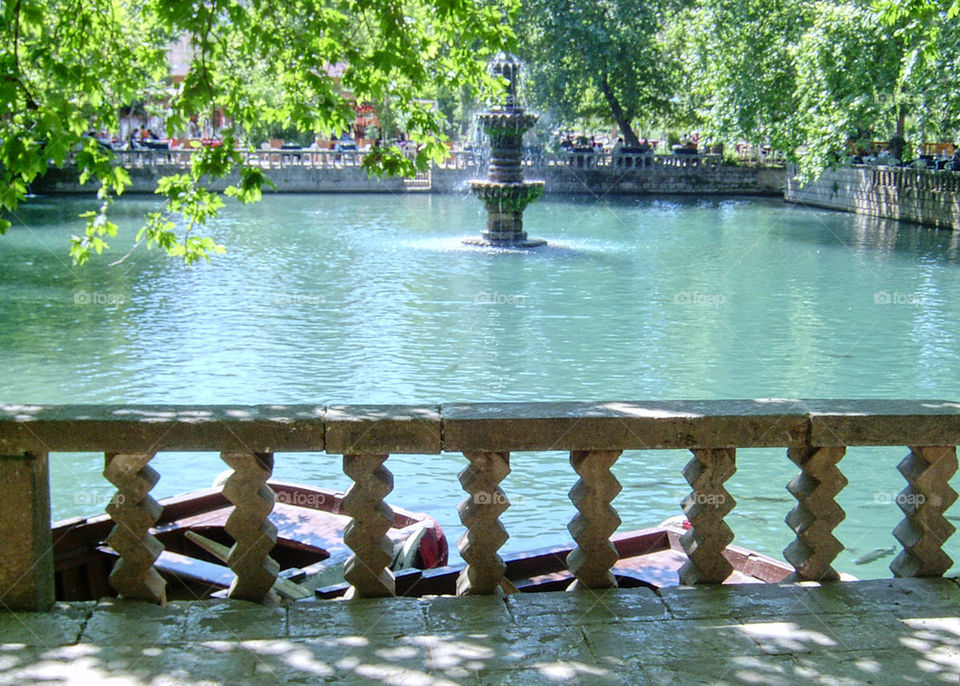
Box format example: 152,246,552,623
464,53,546,248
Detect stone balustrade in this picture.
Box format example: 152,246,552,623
785,164,960,230
109,147,737,174
1,399,957,611
113,148,368,171
866,164,960,194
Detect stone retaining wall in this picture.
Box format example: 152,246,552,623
35,162,784,197
35,165,407,194
536,165,783,196
785,165,960,230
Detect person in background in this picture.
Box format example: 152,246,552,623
887,133,906,162
951,145,960,172
612,137,624,167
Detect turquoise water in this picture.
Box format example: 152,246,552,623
4,192,960,577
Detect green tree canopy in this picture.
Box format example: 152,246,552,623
1,0,517,263
682,0,960,174
518,0,679,146
677,0,808,153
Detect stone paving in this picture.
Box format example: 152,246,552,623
1,578,959,685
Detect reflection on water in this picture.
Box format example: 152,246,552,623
6,193,960,576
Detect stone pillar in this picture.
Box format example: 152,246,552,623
566,450,622,590
104,452,166,604
457,451,510,595
342,454,396,598
891,446,958,577
220,452,280,602
679,448,737,585
0,452,54,611
783,446,847,581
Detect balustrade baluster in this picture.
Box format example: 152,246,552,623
566,450,622,590
457,451,510,595
891,446,958,577
220,452,279,602
342,453,396,598
103,452,166,603
679,448,736,584
783,447,847,581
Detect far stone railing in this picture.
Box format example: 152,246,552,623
0,400,957,610
107,148,741,175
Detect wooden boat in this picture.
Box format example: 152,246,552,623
316,517,795,598
52,481,448,601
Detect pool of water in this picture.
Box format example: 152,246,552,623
4,192,960,577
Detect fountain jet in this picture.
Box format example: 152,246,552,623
464,53,546,248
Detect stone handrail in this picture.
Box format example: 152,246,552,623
538,151,724,170
860,163,960,194
107,148,748,174
1,399,957,610
112,148,369,171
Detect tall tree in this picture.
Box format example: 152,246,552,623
0,0,518,264
678,0,809,153
792,1,905,175
518,0,678,146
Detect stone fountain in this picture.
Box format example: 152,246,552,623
464,53,546,248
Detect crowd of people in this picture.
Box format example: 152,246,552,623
848,136,960,171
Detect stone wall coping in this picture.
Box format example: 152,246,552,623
0,404,326,453
325,404,441,454
1,400,959,454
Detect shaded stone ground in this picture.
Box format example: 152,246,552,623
1,578,958,684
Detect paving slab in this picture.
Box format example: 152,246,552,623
474,663,629,685
657,581,842,620
0,601,93,647
505,586,669,625
424,625,594,675
640,654,798,686
809,577,960,618
289,597,427,638
736,613,906,655
82,599,189,646
792,647,960,685
244,635,456,685
183,599,287,642
586,617,765,667
1,579,959,684
421,595,514,633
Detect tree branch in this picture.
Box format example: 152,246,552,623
11,0,39,110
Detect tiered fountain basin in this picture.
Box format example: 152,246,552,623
465,180,546,248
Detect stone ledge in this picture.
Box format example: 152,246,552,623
325,405,441,454
441,400,811,451
0,400,958,455
807,399,960,446
0,404,326,453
